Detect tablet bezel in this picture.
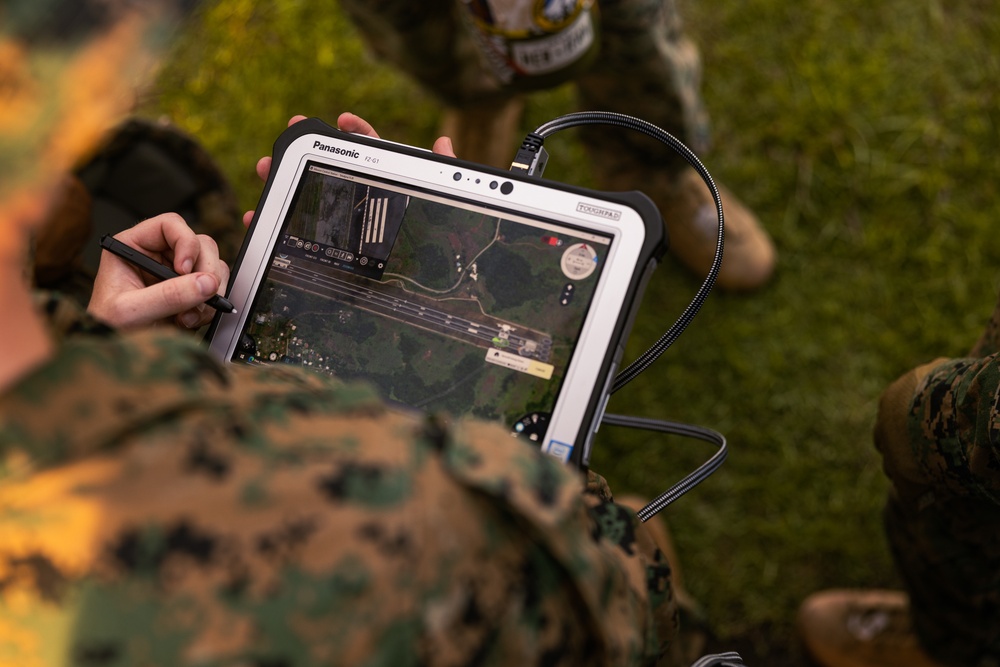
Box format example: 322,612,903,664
206,118,666,468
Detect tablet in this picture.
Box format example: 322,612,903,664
206,118,666,468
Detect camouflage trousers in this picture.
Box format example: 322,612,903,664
338,0,711,174
875,295,1000,666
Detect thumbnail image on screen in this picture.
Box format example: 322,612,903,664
233,162,611,442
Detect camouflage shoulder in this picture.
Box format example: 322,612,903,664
32,290,114,339
1,324,385,474
440,418,656,664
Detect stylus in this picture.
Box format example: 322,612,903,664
99,234,237,314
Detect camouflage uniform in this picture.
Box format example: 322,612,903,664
3,5,685,663
338,0,711,173
0,294,679,666
875,295,1000,666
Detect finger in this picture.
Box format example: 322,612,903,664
287,115,308,127
243,209,255,227
432,136,456,158
190,234,230,295
117,212,201,275
106,272,221,330
176,304,214,330
256,156,271,182
337,112,380,139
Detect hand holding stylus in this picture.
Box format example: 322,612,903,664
99,234,236,314
88,213,231,331
86,115,442,332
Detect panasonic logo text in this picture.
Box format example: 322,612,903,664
576,202,621,221
313,141,360,159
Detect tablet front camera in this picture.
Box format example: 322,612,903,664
500,182,514,195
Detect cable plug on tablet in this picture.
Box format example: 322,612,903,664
509,132,548,177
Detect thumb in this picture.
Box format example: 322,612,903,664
432,135,456,158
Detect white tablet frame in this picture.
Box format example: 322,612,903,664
206,121,663,467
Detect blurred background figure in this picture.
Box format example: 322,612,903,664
339,0,777,292
0,0,190,259
29,116,243,306
798,296,1000,667
3,0,241,307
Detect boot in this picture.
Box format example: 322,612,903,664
442,100,776,291
797,589,947,667
653,167,775,292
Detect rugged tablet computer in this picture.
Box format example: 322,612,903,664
206,118,666,468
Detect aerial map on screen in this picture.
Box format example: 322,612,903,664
233,162,610,439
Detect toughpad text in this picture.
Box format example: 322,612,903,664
576,202,621,221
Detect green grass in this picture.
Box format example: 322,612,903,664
143,0,1000,659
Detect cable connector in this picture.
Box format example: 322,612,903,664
509,132,548,177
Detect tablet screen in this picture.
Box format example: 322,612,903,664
231,161,612,442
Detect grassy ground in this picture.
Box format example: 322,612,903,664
145,0,1000,661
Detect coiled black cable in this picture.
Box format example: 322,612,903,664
601,413,727,521
524,111,725,394
514,111,729,517
689,651,746,667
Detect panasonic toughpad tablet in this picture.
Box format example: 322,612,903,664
205,118,666,468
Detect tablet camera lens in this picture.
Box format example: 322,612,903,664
489,181,498,190
500,182,514,195
453,172,462,181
